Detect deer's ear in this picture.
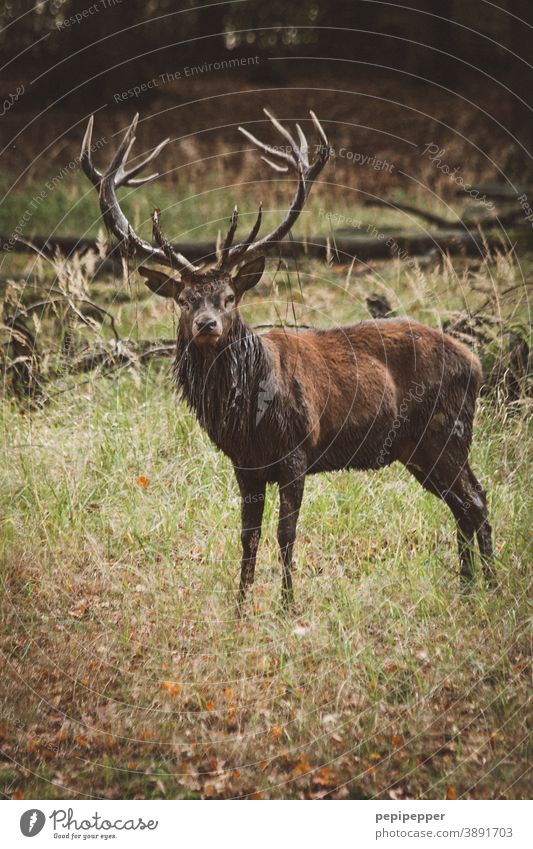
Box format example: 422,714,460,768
139,266,182,299
231,256,265,297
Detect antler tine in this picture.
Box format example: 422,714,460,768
109,113,139,179
220,204,263,268
117,137,170,187
151,208,185,269
243,203,263,246
116,135,135,177
263,108,300,162
226,109,331,265
80,115,101,187
260,156,289,173
296,124,309,167
216,205,239,269
238,125,295,169
80,114,199,274
310,110,329,148
224,206,239,251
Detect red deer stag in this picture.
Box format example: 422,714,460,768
81,111,494,606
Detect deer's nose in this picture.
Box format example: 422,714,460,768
194,316,218,333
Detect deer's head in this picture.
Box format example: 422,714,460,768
81,109,330,348
138,257,265,347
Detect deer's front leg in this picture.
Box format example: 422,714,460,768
235,470,266,606
277,473,305,606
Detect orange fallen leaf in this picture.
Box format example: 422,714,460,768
12,789,25,799
137,475,149,488
75,736,89,747
313,767,338,787
224,688,234,700
205,700,215,711
391,734,403,747
293,756,312,775
270,725,283,740
161,681,181,696
447,785,457,800
249,792,262,799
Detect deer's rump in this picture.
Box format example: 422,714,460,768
262,319,482,474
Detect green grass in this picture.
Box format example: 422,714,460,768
1,150,507,249
0,246,531,799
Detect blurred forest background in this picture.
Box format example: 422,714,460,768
1,0,533,178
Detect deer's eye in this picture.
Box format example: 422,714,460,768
225,293,235,307
177,298,188,310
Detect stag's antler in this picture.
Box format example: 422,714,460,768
81,109,330,276
217,108,331,269
80,113,199,273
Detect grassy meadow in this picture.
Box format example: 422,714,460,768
1,199,531,800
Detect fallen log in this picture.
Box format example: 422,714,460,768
0,228,507,265
330,228,503,261
364,197,528,231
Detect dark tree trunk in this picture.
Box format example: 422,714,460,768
507,0,533,179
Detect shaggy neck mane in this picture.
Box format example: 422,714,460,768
174,315,270,452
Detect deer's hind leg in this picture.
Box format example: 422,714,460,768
402,448,491,585
464,462,494,585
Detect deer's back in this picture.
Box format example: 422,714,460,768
261,319,482,472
